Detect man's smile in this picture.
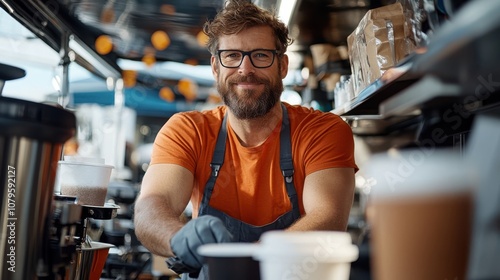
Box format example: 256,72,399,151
234,82,263,90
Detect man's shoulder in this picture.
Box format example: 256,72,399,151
285,103,342,123
172,105,225,123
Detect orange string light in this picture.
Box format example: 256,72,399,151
160,4,176,15
95,35,114,55
177,78,197,101
184,59,199,66
122,70,137,88
159,87,175,102
196,31,209,47
142,53,156,67
151,30,171,51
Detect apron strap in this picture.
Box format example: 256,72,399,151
279,104,301,221
199,113,228,215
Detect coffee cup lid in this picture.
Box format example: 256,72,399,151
64,156,105,164
364,149,475,200
198,243,258,258
253,231,358,263
59,156,114,169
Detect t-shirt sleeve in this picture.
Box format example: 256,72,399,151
150,113,199,172
301,113,358,175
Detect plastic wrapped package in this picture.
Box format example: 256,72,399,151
397,0,455,47
347,3,416,95
398,0,435,46
347,33,365,97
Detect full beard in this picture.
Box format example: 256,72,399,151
218,75,283,120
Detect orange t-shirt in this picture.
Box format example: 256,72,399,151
150,103,357,226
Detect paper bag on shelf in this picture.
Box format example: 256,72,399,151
347,2,416,96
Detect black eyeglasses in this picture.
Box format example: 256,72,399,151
216,49,278,68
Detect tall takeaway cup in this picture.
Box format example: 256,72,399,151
365,149,475,280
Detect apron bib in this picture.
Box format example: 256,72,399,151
182,104,301,280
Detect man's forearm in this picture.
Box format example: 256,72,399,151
286,207,349,232
134,195,185,257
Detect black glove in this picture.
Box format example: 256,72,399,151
170,215,233,270
165,256,201,278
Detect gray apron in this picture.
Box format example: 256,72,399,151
182,104,301,280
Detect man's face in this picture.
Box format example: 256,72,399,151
211,26,289,119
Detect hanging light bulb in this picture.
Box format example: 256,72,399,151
159,87,175,102
184,59,198,66
177,78,197,101
196,30,209,47
151,30,171,51
142,53,156,67
122,70,137,88
160,4,176,15
95,35,114,55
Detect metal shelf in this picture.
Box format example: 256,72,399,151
332,63,421,117
379,76,462,118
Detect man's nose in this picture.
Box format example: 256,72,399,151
238,55,255,75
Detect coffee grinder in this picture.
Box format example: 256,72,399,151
0,64,117,279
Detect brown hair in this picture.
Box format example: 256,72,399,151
203,0,293,56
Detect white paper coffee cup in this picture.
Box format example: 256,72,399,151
253,231,358,280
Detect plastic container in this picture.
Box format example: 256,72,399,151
55,156,114,206
253,231,359,280
198,243,260,280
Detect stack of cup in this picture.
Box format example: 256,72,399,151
55,156,114,206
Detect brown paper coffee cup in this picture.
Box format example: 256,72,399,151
364,149,475,280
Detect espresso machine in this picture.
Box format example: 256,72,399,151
0,64,116,279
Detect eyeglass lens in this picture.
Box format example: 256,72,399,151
219,50,276,68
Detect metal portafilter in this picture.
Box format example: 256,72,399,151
43,195,119,280
70,203,119,280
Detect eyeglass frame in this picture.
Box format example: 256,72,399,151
216,49,279,69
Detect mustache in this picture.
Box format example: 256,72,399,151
228,75,267,84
